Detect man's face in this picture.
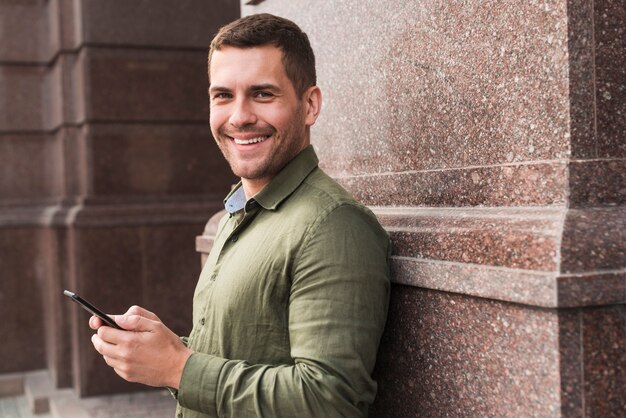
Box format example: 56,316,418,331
209,45,315,190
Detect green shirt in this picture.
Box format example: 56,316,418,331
176,146,391,418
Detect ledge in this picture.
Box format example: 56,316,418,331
0,199,224,228
196,206,625,308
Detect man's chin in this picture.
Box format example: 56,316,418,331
231,164,270,181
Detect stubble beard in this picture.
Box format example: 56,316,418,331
216,108,308,182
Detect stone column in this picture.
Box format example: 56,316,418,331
203,1,622,415
0,0,239,396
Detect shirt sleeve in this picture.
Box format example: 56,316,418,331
177,204,391,417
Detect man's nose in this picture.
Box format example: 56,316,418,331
229,98,257,127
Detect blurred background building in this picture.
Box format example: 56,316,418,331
1,0,624,416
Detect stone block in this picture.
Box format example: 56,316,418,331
596,71,626,158
336,162,568,207
58,0,82,51
581,304,626,416
70,226,145,396
49,389,91,418
567,45,596,159
594,0,626,158
594,0,626,73
0,0,57,63
558,272,626,307
67,215,218,396
55,52,87,126
569,159,626,206
371,286,561,416
43,227,74,390
558,309,584,416
0,133,64,204
0,373,24,397
24,370,52,414
140,224,204,336
59,126,89,198
0,66,48,131
81,0,239,48
84,48,209,122
560,207,626,274
87,123,234,198
377,207,562,270
250,0,573,176
0,228,47,374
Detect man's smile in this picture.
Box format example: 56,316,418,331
229,134,271,145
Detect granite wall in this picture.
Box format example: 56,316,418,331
227,0,624,416
0,0,239,396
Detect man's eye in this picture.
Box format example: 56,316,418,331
212,93,231,100
255,91,273,99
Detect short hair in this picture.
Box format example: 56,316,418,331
208,13,316,97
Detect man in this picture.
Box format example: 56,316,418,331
90,13,390,418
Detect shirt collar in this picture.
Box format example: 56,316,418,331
223,145,319,213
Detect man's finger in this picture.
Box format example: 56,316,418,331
91,333,119,359
89,315,103,330
124,305,160,321
116,314,156,332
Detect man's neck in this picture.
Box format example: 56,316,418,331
242,178,271,200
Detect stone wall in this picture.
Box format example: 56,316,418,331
0,0,239,396
233,0,625,416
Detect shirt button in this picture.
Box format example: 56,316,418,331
231,235,238,242
200,318,205,325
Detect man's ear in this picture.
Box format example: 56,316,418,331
303,86,322,127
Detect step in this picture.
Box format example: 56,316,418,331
49,389,92,418
24,370,53,414
0,372,24,397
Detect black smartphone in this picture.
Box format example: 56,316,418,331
63,290,123,330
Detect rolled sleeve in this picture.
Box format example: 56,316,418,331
178,353,229,416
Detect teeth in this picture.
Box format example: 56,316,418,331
233,136,268,145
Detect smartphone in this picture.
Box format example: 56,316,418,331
63,290,123,330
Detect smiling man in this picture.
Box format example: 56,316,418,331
90,14,390,418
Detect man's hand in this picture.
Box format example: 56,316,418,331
89,305,192,389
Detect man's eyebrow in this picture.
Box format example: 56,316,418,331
250,84,281,92
208,85,231,93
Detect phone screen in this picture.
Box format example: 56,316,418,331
63,290,123,330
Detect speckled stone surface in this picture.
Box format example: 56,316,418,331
581,304,626,416
558,272,626,307
376,207,561,270
336,161,568,207
561,207,626,273
567,0,596,160
558,309,584,416
391,256,558,307
371,285,561,417
569,159,626,206
245,0,570,178
240,2,626,416
556,304,626,417
595,0,626,158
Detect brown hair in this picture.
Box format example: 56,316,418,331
208,13,316,97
